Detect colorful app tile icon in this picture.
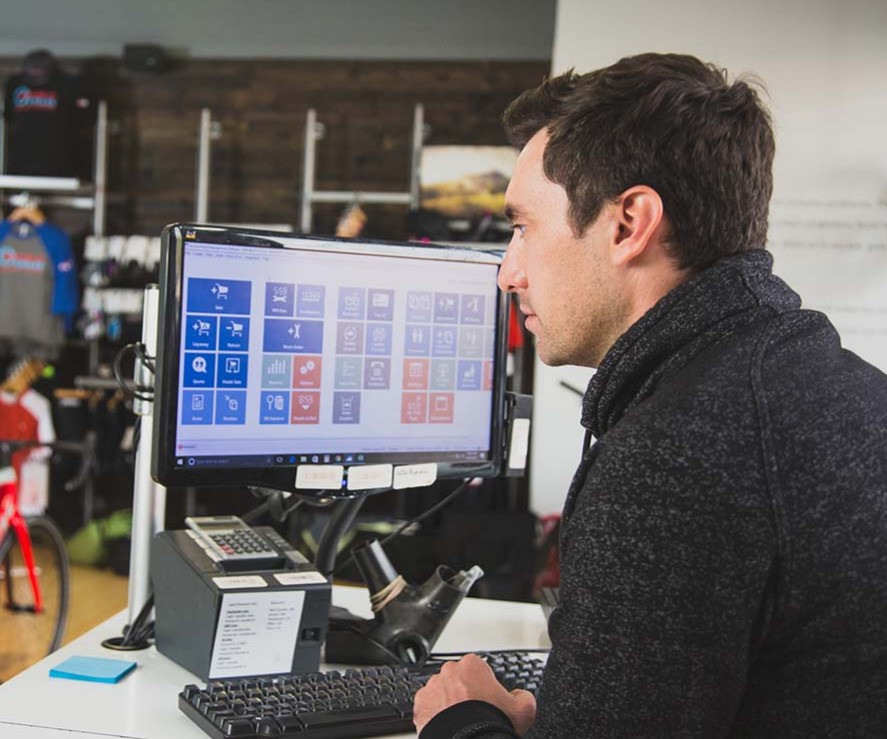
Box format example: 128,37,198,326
333,392,361,424
460,294,484,325
429,393,454,423
404,324,431,356
182,390,214,424
459,326,484,358
335,356,363,389
457,360,482,391
184,352,216,388
185,315,218,350
430,360,455,390
336,322,365,354
291,391,320,424
338,287,366,320
259,391,290,424
215,391,246,424
263,318,324,353
364,358,391,390
261,355,292,388
217,353,248,388
403,358,429,390
365,323,392,355
265,282,295,316
187,278,251,315
432,326,457,357
297,284,325,318
293,355,322,388
406,291,432,322
219,317,250,351
484,326,496,358
484,360,494,391
401,392,427,424
434,292,459,323
367,289,394,321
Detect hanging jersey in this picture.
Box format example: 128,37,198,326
2,70,89,178
0,389,55,515
0,220,79,351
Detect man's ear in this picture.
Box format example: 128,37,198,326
610,186,665,266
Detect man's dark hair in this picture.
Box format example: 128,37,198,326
503,53,775,271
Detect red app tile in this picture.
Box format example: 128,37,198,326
483,361,493,391
291,391,320,424
293,355,322,388
401,392,427,424
403,358,429,390
429,393,454,423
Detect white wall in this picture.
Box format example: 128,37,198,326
0,0,555,60
530,0,887,514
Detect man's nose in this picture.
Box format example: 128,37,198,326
497,239,527,294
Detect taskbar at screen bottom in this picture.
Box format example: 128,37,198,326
174,450,490,469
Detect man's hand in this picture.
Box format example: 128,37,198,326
413,654,537,735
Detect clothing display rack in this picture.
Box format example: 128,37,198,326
0,100,109,237
299,103,426,233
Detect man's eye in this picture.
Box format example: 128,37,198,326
511,224,527,234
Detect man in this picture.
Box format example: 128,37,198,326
414,53,887,738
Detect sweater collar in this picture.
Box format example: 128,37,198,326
581,249,800,438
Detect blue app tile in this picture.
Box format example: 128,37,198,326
187,278,251,315
182,390,214,425
265,283,294,316
432,326,457,357
434,293,459,323
259,391,290,424
457,360,483,390
335,357,362,389
367,289,394,321
459,326,484,358
183,352,216,388
184,315,218,350
338,287,366,320
263,318,324,353
297,284,325,318
217,353,248,388
333,392,361,424
460,294,485,325
215,391,247,424
406,291,432,322
365,323,392,356
404,324,431,356
218,316,250,351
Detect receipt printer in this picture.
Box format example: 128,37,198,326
151,517,331,681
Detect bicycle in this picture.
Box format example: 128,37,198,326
0,440,91,681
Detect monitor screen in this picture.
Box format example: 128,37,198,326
152,224,509,494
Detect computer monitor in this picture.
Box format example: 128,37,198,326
151,224,509,495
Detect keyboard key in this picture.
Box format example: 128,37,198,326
299,704,400,729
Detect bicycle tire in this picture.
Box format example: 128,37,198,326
0,515,70,676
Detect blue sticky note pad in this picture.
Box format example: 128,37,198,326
50,656,137,683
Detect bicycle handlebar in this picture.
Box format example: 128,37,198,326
0,440,94,492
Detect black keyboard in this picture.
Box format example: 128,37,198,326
179,651,545,738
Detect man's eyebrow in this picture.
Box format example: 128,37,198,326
504,204,526,222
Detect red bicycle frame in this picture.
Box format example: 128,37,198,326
0,467,43,613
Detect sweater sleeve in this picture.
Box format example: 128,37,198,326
525,432,777,738
420,700,518,739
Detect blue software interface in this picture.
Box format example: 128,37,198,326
175,239,500,468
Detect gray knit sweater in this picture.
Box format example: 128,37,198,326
421,250,887,738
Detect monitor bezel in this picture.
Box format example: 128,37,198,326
151,223,510,495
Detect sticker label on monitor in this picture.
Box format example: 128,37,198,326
213,575,269,590
295,465,344,490
347,463,393,491
274,572,328,586
393,463,438,490
508,418,531,470
209,590,305,678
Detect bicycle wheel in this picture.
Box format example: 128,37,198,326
0,516,70,678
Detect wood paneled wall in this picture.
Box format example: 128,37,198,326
1,57,548,238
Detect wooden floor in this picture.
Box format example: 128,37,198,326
1,565,129,682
